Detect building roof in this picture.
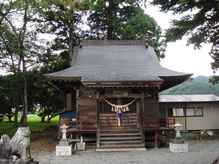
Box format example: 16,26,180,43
44,40,192,91
159,94,219,103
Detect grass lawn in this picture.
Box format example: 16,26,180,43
0,116,59,138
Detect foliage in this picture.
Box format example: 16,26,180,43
0,0,74,126
0,0,50,127
0,114,4,122
0,75,17,122
86,0,166,59
151,0,219,81
87,0,145,39
25,50,69,122
36,0,88,61
160,76,219,96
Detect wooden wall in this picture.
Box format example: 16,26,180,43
77,99,96,120
144,98,159,128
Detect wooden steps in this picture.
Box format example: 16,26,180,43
97,131,145,151
97,112,145,151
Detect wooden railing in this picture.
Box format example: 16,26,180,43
100,113,138,127
62,117,175,131
159,118,175,128
145,118,175,129
64,120,97,131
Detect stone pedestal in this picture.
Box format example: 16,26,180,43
76,142,86,151
56,145,72,156
170,143,188,153
169,122,189,153
56,124,72,156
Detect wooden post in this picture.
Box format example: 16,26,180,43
96,92,100,147
66,93,72,111
154,90,159,148
141,92,145,146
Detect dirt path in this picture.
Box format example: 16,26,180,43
30,126,59,156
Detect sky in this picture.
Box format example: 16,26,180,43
145,3,217,78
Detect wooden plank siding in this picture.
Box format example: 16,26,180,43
77,99,97,131
144,98,159,129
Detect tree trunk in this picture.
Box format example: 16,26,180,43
21,2,28,127
47,115,53,123
41,114,46,122
13,87,20,127
8,115,13,122
68,24,74,63
106,0,114,39
22,70,28,127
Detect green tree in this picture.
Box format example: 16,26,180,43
0,0,48,127
87,0,146,39
26,68,65,123
37,0,88,62
151,0,219,80
0,75,17,122
87,1,165,59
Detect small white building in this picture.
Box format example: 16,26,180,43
159,94,219,131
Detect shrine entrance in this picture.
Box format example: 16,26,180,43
99,98,140,128
96,97,145,150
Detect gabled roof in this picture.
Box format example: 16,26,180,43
159,94,219,103
44,40,192,91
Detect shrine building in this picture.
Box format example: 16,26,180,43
43,39,192,151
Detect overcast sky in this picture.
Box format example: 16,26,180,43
146,3,217,77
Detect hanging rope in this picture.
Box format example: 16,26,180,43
102,97,140,112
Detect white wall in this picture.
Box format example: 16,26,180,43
160,103,219,131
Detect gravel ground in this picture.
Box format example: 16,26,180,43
31,140,219,164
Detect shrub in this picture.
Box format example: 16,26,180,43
0,114,4,122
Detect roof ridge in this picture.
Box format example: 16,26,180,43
82,40,145,46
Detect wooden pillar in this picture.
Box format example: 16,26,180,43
96,91,100,147
141,92,145,146
154,90,159,148
66,93,72,111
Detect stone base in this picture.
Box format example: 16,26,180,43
76,142,86,151
0,158,39,164
56,145,72,156
170,143,188,153
59,140,69,146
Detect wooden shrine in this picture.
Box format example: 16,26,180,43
44,39,192,150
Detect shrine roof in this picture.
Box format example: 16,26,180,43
44,40,192,88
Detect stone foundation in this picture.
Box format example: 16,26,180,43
56,145,72,156
170,143,188,153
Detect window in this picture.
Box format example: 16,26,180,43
186,107,203,117
168,108,184,117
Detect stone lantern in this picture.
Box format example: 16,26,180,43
170,122,188,153
60,124,68,141
56,124,72,156
173,122,182,138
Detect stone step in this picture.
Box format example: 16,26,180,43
100,136,141,141
96,145,146,152
100,140,142,145
100,133,141,136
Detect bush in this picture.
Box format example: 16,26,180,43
0,114,4,122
